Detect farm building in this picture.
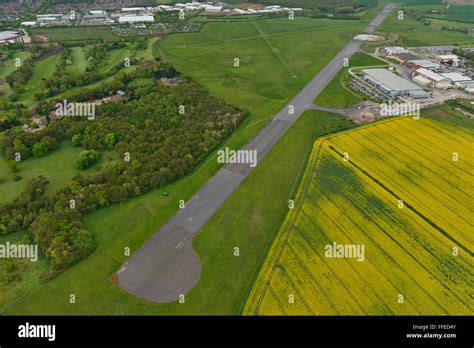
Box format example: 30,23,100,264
362,68,429,98
414,68,451,89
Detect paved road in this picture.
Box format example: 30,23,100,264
117,3,396,304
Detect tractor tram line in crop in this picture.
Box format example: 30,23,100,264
314,153,469,312
328,145,472,257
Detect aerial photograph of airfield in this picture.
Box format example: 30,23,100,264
0,0,472,316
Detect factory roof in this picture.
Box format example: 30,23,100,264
384,46,409,54
362,68,423,92
440,72,472,82
0,31,20,41
436,54,459,61
415,68,447,82
408,59,440,69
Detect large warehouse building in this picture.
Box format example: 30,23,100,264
362,68,430,98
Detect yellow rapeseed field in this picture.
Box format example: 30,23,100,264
245,115,473,315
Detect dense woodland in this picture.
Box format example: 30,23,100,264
0,65,247,278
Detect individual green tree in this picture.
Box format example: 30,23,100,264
32,141,49,157
76,150,101,170
72,134,82,147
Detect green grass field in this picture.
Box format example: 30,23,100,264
444,4,474,23
160,17,366,133
314,52,387,109
31,26,117,43
17,53,62,105
0,230,49,313
0,142,117,204
66,47,88,75
377,7,474,46
0,51,32,101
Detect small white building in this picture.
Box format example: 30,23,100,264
21,21,37,27
203,5,223,12
234,9,248,14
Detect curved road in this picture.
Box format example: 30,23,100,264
117,3,396,303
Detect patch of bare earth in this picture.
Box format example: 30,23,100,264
34,34,48,43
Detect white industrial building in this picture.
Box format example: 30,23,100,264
440,72,472,83
121,7,146,12
382,46,410,56
433,54,460,67
203,5,223,12
118,15,154,23
362,68,430,98
407,59,441,70
36,13,63,18
414,68,451,89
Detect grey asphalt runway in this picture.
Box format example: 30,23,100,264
117,3,396,303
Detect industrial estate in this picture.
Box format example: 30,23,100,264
0,0,472,327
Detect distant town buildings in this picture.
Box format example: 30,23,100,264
19,2,303,27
